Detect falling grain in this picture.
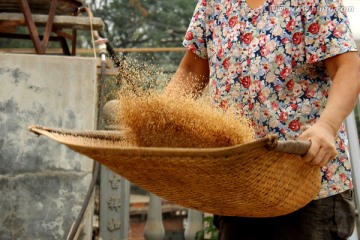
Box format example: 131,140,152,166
117,92,254,148
114,56,255,148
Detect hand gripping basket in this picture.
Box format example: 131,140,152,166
29,125,321,218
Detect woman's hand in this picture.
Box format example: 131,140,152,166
297,121,338,167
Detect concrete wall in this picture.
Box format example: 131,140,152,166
0,53,97,239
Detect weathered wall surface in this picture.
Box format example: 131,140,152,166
0,53,97,239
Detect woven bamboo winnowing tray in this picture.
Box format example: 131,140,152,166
29,125,321,218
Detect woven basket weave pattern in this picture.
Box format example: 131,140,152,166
29,126,321,217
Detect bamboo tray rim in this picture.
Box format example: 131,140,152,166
28,125,311,157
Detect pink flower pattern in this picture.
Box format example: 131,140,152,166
183,0,357,198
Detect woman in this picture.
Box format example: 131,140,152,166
166,0,360,239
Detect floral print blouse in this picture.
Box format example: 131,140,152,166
183,0,357,199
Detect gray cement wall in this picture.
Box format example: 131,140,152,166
0,53,97,239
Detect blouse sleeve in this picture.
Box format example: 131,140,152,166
303,0,357,63
182,0,208,59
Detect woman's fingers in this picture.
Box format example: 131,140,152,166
302,138,320,163
318,150,338,167
301,137,337,166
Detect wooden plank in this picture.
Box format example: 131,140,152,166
0,47,186,54
0,20,19,33
0,0,81,15
0,12,104,31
